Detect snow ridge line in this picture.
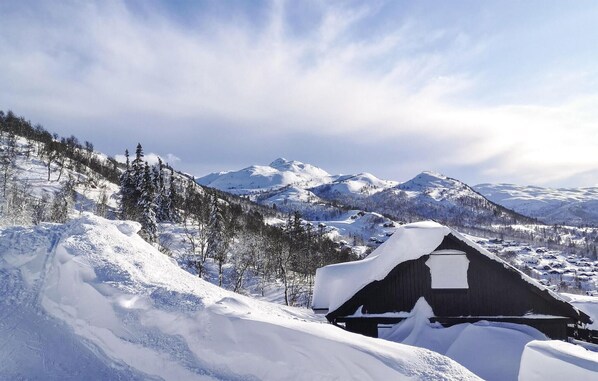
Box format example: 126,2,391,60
33,229,63,307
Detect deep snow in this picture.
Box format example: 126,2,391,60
379,298,550,381
0,214,480,380
518,340,598,380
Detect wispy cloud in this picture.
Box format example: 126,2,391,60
114,152,181,166
1,0,598,186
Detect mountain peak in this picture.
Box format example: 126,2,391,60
419,170,448,180
269,157,294,169
398,171,463,193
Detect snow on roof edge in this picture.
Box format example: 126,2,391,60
312,221,450,313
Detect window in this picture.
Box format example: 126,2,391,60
425,250,469,289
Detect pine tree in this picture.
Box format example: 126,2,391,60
119,149,137,220
138,162,157,243
163,167,179,222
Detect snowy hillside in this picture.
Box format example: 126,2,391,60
0,136,120,226
367,171,532,226
197,158,334,195
198,158,402,245
311,172,398,199
198,161,534,247
200,158,532,227
0,214,480,380
475,183,598,226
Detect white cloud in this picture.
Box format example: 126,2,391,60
1,1,598,186
114,152,181,166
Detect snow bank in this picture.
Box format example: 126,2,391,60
380,299,548,381
313,221,450,312
518,340,598,381
562,293,598,329
0,214,479,380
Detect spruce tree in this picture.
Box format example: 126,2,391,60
153,158,165,222
138,162,157,243
164,167,179,222
119,149,137,220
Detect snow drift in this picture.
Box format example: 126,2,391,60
379,298,549,381
518,340,598,381
0,214,479,380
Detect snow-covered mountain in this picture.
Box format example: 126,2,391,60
198,158,397,198
474,183,598,226
199,159,532,230
197,158,335,195
199,158,402,245
367,171,533,226
311,172,398,199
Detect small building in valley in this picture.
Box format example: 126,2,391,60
312,221,591,340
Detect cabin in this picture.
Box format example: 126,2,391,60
312,221,591,340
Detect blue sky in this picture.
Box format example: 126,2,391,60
1,0,598,186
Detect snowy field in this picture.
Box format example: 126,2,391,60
0,214,480,380
1,215,597,380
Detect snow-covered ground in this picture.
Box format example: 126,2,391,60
379,298,550,381
0,137,120,226
473,234,598,292
0,214,480,380
378,297,598,381
519,340,598,380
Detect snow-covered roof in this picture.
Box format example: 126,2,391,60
312,221,586,318
313,221,450,313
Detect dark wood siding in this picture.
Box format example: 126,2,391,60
328,234,586,339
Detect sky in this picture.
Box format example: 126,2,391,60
1,0,598,187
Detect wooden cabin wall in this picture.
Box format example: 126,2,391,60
331,234,576,322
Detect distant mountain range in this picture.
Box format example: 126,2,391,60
474,183,598,226
198,158,598,227
198,159,533,228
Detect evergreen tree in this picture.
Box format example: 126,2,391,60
138,162,157,243
166,168,179,222
119,149,137,220
153,158,169,222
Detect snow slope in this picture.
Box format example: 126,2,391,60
197,158,334,195
0,214,479,380
311,172,398,198
0,137,120,225
474,183,598,226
